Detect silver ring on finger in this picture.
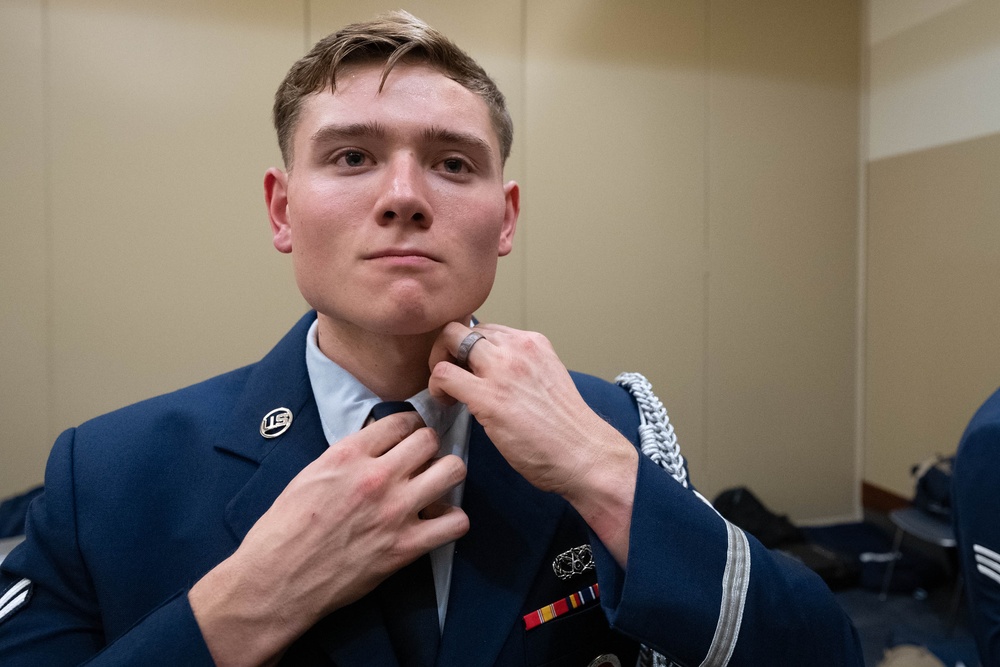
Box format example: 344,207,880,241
455,331,486,368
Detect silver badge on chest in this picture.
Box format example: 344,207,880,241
552,544,594,580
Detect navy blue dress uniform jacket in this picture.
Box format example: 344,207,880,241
0,312,862,666
954,386,1000,667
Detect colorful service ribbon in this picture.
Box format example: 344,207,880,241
523,583,599,630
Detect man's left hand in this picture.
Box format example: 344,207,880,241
428,322,638,566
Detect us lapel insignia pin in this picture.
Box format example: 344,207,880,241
260,407,293,438
587,654,621,667
552,543,594,580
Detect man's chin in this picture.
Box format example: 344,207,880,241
369,312,470,337
312,295,482,339
362,295,480,336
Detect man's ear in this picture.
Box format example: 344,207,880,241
498,180,520,257
264,167,292,254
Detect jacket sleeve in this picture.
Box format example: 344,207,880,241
0,428,216,666
953,417,1000,667
590,454,864,667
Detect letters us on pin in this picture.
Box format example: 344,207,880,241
260,407,293,438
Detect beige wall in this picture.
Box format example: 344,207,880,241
864,0,1000,497
1,0,48,501
705,1,859,519
1,1,861,523
866,135,1000,496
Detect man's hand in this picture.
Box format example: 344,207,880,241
189,411,469,667
428,322,638,567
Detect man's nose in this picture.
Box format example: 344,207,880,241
377,155,432,228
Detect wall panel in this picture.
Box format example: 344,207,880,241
524,0,709,475
867,133,1000,496
46,0,306,433
0,0,49,495
706,0,860,518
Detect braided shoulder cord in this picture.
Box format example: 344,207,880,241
615,372,687,489
615,372,685,667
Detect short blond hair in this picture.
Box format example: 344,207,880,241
273,10,512,167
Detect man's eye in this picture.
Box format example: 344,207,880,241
441,158,467,174
337,151,367,167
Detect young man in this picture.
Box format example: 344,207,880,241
0,11,862,666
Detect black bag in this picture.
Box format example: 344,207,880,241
714,487,861,589
713,487,804,549
911,455,953,520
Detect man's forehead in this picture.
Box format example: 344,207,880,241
294,62,501,155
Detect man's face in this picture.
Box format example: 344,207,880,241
265,62,518,338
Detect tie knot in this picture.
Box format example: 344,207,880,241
370,401,416,421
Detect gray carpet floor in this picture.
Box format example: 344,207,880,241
835,555,979,666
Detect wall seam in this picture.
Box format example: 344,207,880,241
854,0,871,520
42,0,54,446
701,0,712,490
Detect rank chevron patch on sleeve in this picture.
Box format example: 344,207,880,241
0,578,32,626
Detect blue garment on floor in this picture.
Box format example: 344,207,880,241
803,522,944,593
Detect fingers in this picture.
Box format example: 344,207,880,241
359,420,467,529
315,412,464,518
427,360,467,406
428,321,468,368
418,498,451,521
411,503,470,552
407,453,466,508
428,322,494,406
378,425,444,479
351,410,425,457
429,321,546,376
429,321,485,371
387,452,469,558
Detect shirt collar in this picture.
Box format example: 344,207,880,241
304,319,465,445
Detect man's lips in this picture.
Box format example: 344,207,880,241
364,248,441,262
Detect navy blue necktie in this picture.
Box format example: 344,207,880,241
369,401,440,667
370,401,417,421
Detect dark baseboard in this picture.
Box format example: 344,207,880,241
862,481,910,513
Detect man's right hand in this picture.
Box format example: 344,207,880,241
188,411,469,667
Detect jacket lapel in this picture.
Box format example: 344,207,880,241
213,312,399,666
214,312,325,542
436,421,567,667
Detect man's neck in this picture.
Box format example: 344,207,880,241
315,314,445,401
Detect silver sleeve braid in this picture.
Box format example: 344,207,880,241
615,372,685,667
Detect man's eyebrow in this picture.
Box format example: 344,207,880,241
421,127,495,161
309,121,388,145
308,122,496,163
